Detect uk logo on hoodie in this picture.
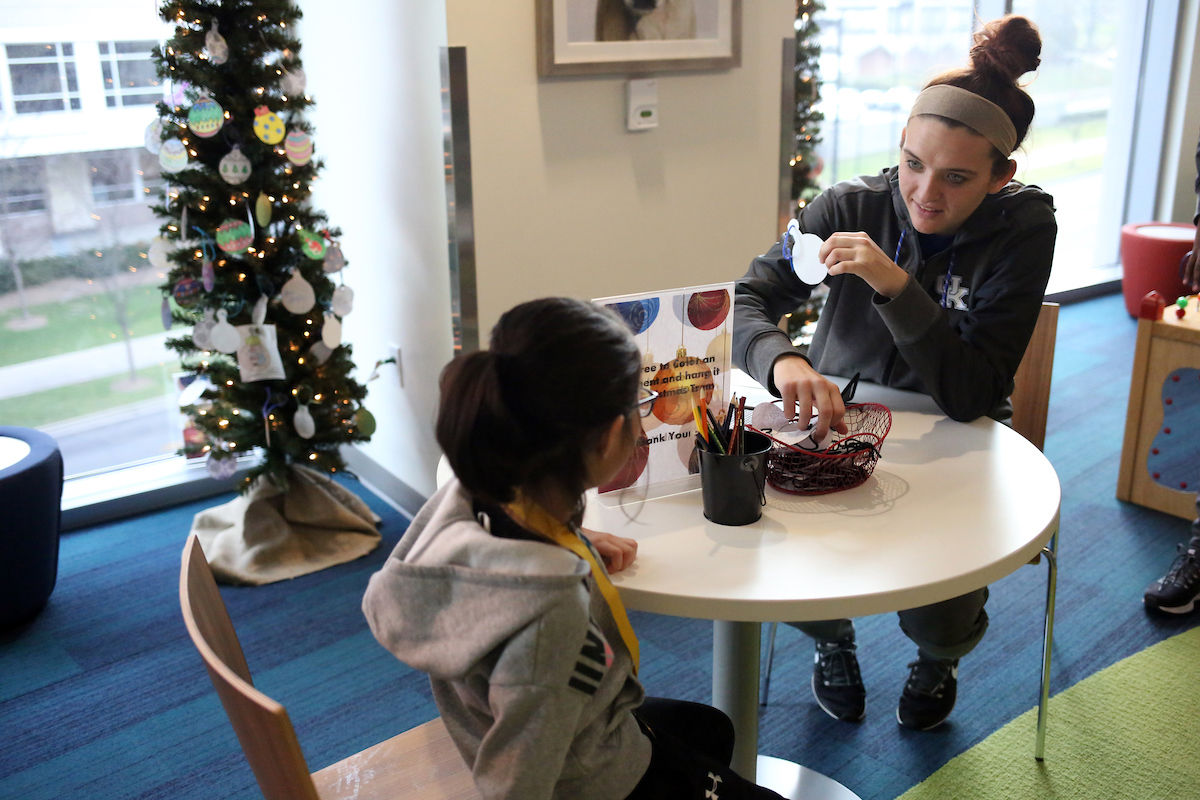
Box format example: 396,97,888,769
568,621,614,696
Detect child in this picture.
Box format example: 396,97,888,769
363,297,785,800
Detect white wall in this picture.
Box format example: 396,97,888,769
446,0,795,337
299,0,453,499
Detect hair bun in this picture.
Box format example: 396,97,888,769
970,15,1041,83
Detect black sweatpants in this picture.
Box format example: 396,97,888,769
624,698,786,800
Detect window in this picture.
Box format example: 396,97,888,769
6,43,80,113
0,158,46,214
89,151,136,204
98,40,161,108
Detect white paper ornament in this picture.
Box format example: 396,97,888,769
321,312,342,348
280,268,316,314
205,21,229,65
293,404,316,439
177,375,214,408
210,309,242,354
322,242,345,273
219,146,252,185
308,340,334,365
144,118,164,154
280,66,306,97
159,138,189,173
786,220,828,286
235,322,287,382
193,308,216,350
148,236,171,270
207,452,237,479
331,284,354,317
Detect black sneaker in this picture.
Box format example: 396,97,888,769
811,640,866,722
1144,540,1200,614
897,655,958,730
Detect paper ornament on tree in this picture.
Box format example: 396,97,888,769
144,118,164,154
201,260,215,292
219,146,251,185
148,236,171,269
280,66,306,97
284,129,313,166
331,284,354,317
207,451,237,479
294,404,316,439
161,296,172,330
216,218,253,254
236,298,286,382
308,340,334,365
298,229,326,260
252,105,285,144
188,94,224,138
322,241,345,273
173,277,202,307
255,192,272,227
280,268,315,314
159,138,188,173
210,309,241,354
193,308,216,350
321,312,342,348
205,21,229,65
354,408,377,436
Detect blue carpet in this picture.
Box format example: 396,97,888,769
2,293,1198,800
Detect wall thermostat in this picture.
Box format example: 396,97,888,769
626,78,658,131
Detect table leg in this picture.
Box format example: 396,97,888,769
712,621,864,800
713,620,761,779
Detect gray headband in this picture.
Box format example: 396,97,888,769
908,84,1018,157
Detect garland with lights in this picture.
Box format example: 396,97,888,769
149,0,371,491
791,0,825,214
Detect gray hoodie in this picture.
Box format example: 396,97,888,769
362,479,652,800
735,167,1056,422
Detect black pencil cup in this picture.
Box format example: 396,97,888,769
698,430,771,526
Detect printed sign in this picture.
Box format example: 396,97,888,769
594,282,735,500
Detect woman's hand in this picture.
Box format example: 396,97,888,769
1185,228,1200,293
820,231,910,298
771,355,849,442
581,529,638,573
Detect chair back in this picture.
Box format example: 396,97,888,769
180,534,322,800
1010,302,1059,451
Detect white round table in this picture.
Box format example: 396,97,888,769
583,378,1061,799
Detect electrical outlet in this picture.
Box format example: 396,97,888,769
387,344,404,387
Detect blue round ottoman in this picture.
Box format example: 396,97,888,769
0,426,63,629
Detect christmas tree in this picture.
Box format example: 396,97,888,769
150,0,370,491
791,0,825,214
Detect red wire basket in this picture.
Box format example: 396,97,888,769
756,402,892,495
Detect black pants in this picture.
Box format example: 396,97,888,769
624,698,786,800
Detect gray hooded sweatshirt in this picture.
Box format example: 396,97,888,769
362,479,652,800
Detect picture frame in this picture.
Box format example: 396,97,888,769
536,0,742,77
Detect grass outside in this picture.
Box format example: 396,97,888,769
0,284,169,368
0,361,181,429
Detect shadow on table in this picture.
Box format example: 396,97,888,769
765,471,910,517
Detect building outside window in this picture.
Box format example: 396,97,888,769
99,40,161,108
5,43,81,113
0,157,45,214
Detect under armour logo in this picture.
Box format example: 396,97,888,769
706,772,723,799
936,274,969,310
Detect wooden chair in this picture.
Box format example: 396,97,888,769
179,534,481,800
759,302,1062,759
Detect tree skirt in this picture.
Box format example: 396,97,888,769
191,465,381,585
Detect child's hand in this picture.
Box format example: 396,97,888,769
581,529,638,573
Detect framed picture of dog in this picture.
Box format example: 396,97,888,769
536,0,742,77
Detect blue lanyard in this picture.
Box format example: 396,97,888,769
896,229,958,309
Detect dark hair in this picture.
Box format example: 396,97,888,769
436,297,642,507
923,15,1042,175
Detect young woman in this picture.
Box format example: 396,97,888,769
732,16,1056,730
364,297,785,800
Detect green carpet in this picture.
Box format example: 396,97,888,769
898,627,1200,800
